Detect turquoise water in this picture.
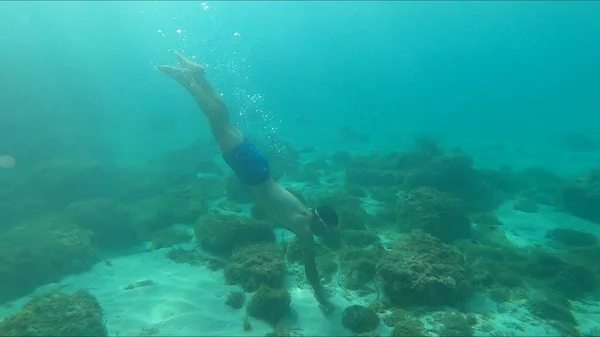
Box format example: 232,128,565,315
1,1,600,336
2,1,599,168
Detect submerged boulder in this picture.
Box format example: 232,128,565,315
0,290,107,336
194,214,275,256
66,198,140,249
397,187,471,242
377,230,469,307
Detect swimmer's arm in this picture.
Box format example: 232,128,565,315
299,231,329,306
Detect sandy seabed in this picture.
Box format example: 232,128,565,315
1,200,600,337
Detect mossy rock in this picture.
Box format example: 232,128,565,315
546,228,597,247
341,305,380,334
527,248,596,299
66,198,141,249
165,247,227,270
397,187,471,242
528,291,576,328
342,229,381,248
464,243,528,289
225,291,245,309
28,155,118,207
0,216,98,303
330,151,353,169
513,198,539,213
438,312,475,337
195,214,275,256
377,230,469,307
224,243,286,292
150,227,193,250
164,181,210,224
560,170,600,224
0,290,107,336
391,319,426,337
0,169,48,228
128,195,174,236
247,284,291,326
338,247,382,290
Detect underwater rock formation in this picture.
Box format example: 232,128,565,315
402,153,500,212
341,229,381,248
224,243,286,292
546,228,598,247
561,169,600,225
0,216,98,303
128,195,177,236
341,305,380,334
527,289,579,336
66,198,141,249
0,290,107,336
397,186,471,242
225,291,246,309
194,214,275,256
377,230,469,307
527,248,597,300
338,246,383,290
561,132,600,152
247,284,291,326
0,169,48,230
28,155,118,207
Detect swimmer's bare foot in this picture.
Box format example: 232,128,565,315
174,51,206,76
157,65,197,91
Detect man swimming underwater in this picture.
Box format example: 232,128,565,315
157,52,338,313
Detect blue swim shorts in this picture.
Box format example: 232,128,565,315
223,138,271,185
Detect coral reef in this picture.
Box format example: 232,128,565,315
65,198,140,249
0,290,107,336
341,305,380,334
247,284,291,326
377,230,469,307
224,243,286,292
194,214,275,256
397,187,471,242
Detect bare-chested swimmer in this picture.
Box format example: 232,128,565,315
157,52,338,313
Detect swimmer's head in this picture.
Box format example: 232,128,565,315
310,206,338,237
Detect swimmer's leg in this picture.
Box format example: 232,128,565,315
158,62,242,153
158,53,271,185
